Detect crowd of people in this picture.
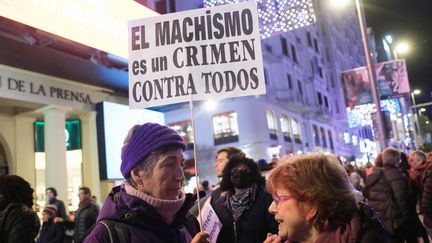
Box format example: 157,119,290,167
1,122,432,243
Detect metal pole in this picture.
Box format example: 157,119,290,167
411,92,422,147
189,96,203,231
354,0,387,150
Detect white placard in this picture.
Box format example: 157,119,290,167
128,1,265,109
198,201,222,243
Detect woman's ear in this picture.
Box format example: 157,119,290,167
130,168,142,186
306,202,318,221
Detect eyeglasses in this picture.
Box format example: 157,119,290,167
272,194,295,205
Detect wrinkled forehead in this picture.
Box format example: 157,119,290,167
156,148,184,162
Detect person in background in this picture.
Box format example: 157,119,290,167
264,154,389,243
91,196,101,211
190,146,246,216
84,123,208,243
364,161,374,177
364,148,412,243
398,152,410,178
408,150,432,238
213,156,278,243
346,164,363,190
46,187,68,221
215,147,246,178
68,187,99,243
200,180,210,194
37,204,64,243
0,175,40,243
373,153,384,170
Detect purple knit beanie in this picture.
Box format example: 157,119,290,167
120,123,186,178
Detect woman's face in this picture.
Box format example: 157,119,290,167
139,148,185,200
268,187,315,242
230,163,252,188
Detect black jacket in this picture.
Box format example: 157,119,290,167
357,202,391,243
422,164,432,228
74,202,99,243
0,203,40,243
364,165,412,234
37,220,65,243
211,186,278,243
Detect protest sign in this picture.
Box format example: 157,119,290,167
128,1,265,108
198,201,222,243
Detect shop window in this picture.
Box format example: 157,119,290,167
168,120,194,150
292,119,302,144
212,112,239,145
266,110,278,140
280,115,292,142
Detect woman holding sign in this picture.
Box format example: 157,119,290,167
84,123,208,243
212,156,277,243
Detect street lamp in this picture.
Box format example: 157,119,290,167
394,41,410,59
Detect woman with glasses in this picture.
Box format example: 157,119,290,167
264,154,390,243
212,156,277,243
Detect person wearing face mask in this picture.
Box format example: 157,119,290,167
212,156,277,243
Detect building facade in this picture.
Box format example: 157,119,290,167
146,0,376,185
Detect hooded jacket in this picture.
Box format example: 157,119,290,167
84,186,200,243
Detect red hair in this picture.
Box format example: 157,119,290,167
267,154,357,231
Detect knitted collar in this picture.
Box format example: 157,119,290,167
124,181,186,225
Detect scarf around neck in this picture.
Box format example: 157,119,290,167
124,181,186,225
222,184,257,222
78,197,92,212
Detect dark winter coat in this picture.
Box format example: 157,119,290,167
0,203,40,243
74,201,99,243
37,220,64,243
421,163,432,228
211,186,278,243
363,165,412,235
357,202,391,243
84,186,200,243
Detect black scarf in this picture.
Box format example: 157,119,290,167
222,184,257,221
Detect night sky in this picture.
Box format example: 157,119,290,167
363,0,432,106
